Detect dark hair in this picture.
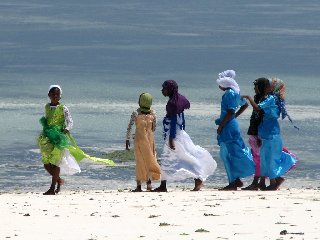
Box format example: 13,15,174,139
253,77,270,102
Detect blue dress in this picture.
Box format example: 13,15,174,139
216,89,255,183
258,95,297,179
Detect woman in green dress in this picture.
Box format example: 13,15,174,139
38,85,114,195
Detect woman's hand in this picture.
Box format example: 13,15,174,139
241,95,249,99
169,138,175,150
257,138,262,147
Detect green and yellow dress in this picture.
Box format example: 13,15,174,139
38,103,115,175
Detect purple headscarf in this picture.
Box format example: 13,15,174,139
162,80,190,116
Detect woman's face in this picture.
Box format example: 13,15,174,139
219,85,227,91
265,83,272,94
161,87,170,97
48,88,61,105
254,84,259,94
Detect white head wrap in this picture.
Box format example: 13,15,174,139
216,69,240,94
48,85,62,96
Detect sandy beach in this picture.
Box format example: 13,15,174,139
1,188,319,240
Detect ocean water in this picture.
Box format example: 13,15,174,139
1,0,320,192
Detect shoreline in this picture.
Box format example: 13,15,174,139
1,188,319,240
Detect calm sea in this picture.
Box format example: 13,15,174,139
1,1,319,192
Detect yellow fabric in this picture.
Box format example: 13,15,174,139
45,104,65,127
38,104,65,165
134,113,160,182
38,103,115,166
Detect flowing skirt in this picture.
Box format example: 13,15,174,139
219,142,255,183
260,134,297,179
160,130,217,182
134,123,161,182
59,150,81,175
218,118,255,182
38,132,115,176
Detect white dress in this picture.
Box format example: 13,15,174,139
160,112,217,182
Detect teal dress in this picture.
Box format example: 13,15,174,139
258,95,297,179
216,89,255,183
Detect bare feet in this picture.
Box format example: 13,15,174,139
191,179,203,191
265,177,285,191
276,177,285,189
235,178,243,188
219,178,243,191
147,183,152,191
131,185,142,192
219,182,237,191
258,181,267,191
265,184,278,191
242,183,259,191
43,188,55,195
146,179,152,191
242,177,260,190
131,188,143,192
152,186,167,192
55,178,65,194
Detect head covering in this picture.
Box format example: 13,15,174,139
218,69,236,79
270,77,285,100
216,70,240,94
162,80,190,116
138,92,153,113
48,85,62,96
269,77,299,130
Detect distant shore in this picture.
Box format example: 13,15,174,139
1,188,319,240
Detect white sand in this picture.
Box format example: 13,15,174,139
1,188,319,240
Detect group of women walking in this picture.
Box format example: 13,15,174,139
38,70,298,195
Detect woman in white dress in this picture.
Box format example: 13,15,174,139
152,80,217,192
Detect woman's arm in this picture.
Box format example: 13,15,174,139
235,102,248,118
63,105,73,133
169,115,177,150
151,110,156,132
217,109,234,134
242,95,261,111
126,111,137,150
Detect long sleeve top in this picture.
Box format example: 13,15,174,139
163,112,185,140
126,109,156,140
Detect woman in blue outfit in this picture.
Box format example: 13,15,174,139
215,70,255,190
242,77,297,190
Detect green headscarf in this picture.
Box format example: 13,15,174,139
138,92,153,113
